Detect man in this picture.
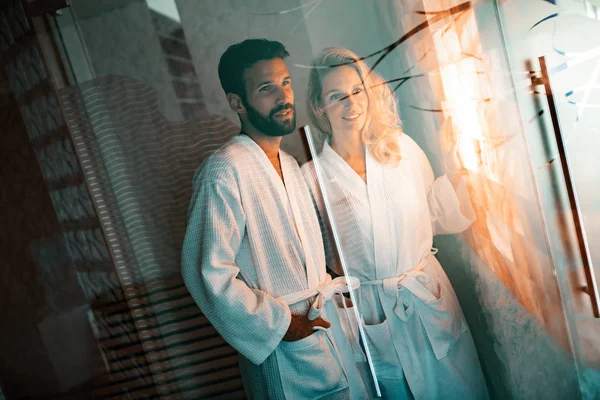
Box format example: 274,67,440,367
181,39,364,399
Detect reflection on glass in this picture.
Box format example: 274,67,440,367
302,47,488,399
496,0,600,390
3,0,600,398
429,3,554,323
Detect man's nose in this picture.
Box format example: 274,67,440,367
275,85,293,104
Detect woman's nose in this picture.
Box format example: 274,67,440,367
343,93,357,107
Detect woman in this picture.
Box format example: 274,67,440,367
301,47,489,400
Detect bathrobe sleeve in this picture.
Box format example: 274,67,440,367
406,134,477,236
181,173,292,365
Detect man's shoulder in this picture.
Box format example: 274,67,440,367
194,138,247,185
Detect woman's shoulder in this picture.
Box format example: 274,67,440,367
397,130,420,149
396,130,428,159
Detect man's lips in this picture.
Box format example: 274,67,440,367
274,109,293,117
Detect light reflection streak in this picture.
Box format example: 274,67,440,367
289,0,322,33
574,60,600,121
248,0,325,15
527,6,600,132
301,2,473,77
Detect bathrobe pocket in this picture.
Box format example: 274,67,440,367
413,263,468,360
332,294,365,362
362,319,403,379
277,328,348,399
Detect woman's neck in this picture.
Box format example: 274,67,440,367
331,131,365,162
331,131,367,183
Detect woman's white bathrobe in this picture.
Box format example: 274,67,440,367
302,133,489,400
182,135,368,400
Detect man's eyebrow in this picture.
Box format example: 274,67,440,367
255,80,273,88
325,89,339,96
255,75,292,89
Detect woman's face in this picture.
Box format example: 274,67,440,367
320,65,369,140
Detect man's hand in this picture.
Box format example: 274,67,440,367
282,314,330,342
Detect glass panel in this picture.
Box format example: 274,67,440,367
302,0,584,399
496,0,600,395
5,0,596,398
53,1,372,398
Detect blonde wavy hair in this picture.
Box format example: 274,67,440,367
307,47,403,166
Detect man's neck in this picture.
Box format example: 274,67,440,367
240,124,285,181
241,125,283,160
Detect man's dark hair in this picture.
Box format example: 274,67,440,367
218,39,290,100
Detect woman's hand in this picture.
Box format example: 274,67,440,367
282,314,330,342
440,116,468,187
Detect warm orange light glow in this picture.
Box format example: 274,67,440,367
418,0,570,349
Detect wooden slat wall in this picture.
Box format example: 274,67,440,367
91,275,245,399
2,0,248,397
58,75,244,399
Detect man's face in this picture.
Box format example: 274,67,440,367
242,58,296,137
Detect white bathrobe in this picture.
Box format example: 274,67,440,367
302,133,489,400
181,134,368,400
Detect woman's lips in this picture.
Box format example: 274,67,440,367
342,113,361,121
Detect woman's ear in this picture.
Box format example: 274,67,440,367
227,93,246,114
317,104,326,117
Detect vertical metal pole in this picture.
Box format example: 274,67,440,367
537,55,600,318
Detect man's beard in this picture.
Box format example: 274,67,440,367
244,100,296,137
